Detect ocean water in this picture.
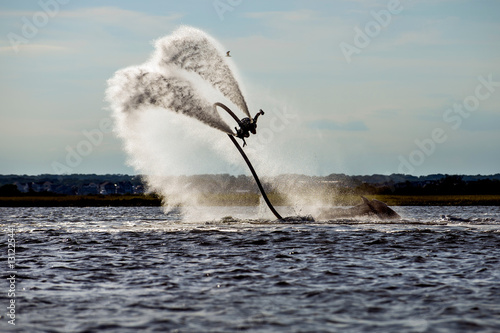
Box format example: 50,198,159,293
1,206,499,332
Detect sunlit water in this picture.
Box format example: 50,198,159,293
1,206,499,332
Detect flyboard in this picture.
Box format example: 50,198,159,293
213,102,283,220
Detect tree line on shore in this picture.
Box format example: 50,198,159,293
0,173,499,197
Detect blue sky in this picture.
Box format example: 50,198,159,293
1,0,499,176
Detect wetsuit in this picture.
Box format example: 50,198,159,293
235,110,264,146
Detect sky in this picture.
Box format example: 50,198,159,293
0,0,499,176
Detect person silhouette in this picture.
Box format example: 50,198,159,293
235,110,264,146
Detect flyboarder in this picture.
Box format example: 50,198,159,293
235,110,264,147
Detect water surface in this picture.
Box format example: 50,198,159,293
1,206,499,332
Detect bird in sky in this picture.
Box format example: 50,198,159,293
226,51,231,57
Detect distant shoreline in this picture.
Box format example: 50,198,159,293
1,194,499,207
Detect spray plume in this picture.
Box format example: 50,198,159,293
106,26,255,217
107,26,250,135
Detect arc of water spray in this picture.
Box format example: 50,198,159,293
107,26,283,219
107,26,250,136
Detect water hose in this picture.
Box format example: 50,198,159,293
214,103,283,220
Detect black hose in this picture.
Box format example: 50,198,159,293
214,102,283,220
214,102,244,126
227,135,283,220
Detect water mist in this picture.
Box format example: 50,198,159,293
106,26,281,219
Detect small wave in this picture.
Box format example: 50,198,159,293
440,214,499,224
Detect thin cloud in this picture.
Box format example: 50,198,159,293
0,44,70,54
57,6,182,34
308,120,368,131
1,6,182,39
58,6,182,21
245,9,320,22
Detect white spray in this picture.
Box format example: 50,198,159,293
106,26,258,216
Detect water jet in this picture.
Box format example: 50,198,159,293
106,25,399,222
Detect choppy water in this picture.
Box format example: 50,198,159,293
1,206,500,332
